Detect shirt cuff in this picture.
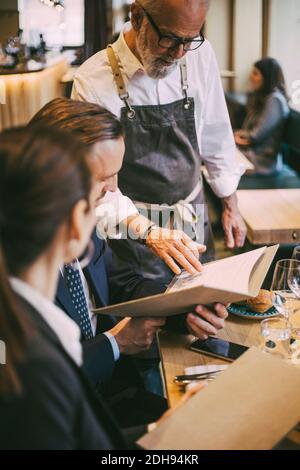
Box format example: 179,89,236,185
204,167,245,198
103,332,120,362
95,190,138,239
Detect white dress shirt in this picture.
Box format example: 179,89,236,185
72,22,244,200
10,277,83,366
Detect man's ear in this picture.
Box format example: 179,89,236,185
69,199,88,243
131,2,144,31
63,200,88,264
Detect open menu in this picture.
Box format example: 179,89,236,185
93,245,279,318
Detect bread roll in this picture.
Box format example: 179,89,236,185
236,289,273,313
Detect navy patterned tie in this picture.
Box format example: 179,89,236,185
63,264,94,340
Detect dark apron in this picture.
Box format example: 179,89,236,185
106,46,215,288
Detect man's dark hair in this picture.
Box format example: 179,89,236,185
30,97,124,147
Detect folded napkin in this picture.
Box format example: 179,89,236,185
184,364,228,391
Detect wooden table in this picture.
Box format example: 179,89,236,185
159,307,300,446
237,189,300,245
159,314,265,408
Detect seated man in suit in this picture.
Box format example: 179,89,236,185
29,98,228,424
56,230,168,427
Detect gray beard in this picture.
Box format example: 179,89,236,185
145,60,178,79
136,29,178,79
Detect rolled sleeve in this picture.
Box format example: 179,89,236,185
96,189,138,239
200,47,244,198
103,332,120,361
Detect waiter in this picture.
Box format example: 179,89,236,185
72,0,246,285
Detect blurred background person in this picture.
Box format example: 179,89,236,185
235,57,290,176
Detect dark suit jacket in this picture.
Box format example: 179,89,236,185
0,297,128,450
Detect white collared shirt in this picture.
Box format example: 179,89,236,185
72,22,244,200
10,277,83,366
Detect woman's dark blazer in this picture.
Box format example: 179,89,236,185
0,296,128,450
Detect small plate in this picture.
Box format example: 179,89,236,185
227,303,278,320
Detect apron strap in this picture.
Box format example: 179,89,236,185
107,45,191,115
180,57,191,110
107,45,136,119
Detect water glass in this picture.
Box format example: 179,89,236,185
271,260,299,318
260,317,292,360
287,259,300,301
292,245,300,262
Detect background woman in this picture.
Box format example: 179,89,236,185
235,57,290,176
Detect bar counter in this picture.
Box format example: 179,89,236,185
0,57,68,131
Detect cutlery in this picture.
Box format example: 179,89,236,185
174,370,222,382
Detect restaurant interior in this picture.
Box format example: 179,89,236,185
1,0,300,453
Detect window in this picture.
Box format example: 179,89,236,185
18,0,84,48
269,0,300,110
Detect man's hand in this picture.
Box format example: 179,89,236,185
146,227,206,275
124,214,206,275
221,193,247,249
186,303,228,340
108,317,166,355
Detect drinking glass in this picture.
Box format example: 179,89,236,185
287,259,300,299
271,260,298,319
287,259,300,338
292,245,300,262
260,317,292,360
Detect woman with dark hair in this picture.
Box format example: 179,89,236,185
0,125,127,449
235,57,290,175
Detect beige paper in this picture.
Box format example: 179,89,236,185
93,245,278,318
138,348,300,450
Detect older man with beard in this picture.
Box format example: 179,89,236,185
72,0,247,289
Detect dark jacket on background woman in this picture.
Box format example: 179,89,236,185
241,88,290,175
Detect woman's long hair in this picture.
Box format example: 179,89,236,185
254,57,288,99
250,58,288,111
0,125,92,396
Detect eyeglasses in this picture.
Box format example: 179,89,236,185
138,4,205,52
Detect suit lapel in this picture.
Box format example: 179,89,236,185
84,232,110,307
